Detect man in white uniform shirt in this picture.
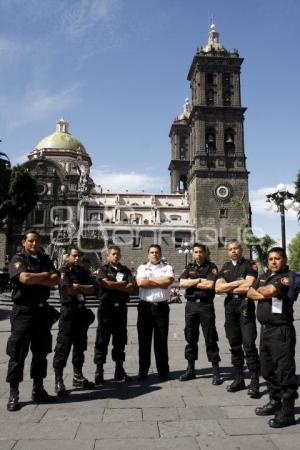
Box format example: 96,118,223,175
136,245,174,380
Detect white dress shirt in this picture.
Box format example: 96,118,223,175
136,261,174,302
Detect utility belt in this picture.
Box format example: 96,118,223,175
140,300,168,307
227,294,244,300
187,298,213,304
61,302,86,309
13,300,47,309
100,299,127,308
261,322,292,329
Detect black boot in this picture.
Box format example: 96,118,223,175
212,363,222,385
248,371,260,398
268,400,296,428
32,379,56,403
54,368,68,397
73,368,94,389
227,366,246,392
114,361,132,382
94,364,104,386
7,383,20,412
255,398,281,416
179,361,195,381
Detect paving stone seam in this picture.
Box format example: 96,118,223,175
73,421,82,440
36,406,48,423
265,436,281,450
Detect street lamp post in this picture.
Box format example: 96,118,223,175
264,183,300,252
178,241,192,266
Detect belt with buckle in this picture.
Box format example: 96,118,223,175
141,300,167,306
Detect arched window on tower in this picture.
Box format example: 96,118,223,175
178,175,187,193
206,73,214,105
179,136,187,160
222,73,231,105
206,88,214,105
224,128,235,156
205,128,216,154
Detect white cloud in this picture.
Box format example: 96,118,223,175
62,0,119,38
91,169,168,193
0,36,32,61
0,84,81,129
250,183,297,221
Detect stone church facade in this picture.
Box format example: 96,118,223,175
4,24,251,274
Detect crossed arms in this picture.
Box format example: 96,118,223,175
247,284,279,301
19,271,59,287
179,277,215,290
215,275,256,295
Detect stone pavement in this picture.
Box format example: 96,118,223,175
0,296,299,450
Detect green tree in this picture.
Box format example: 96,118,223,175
0,164,38,227
288,232,300,272
245,234,277,271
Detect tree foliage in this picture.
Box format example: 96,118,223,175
0,164,38,226
288,232,300,272
245,234,277,271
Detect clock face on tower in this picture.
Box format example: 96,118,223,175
215,184,232,200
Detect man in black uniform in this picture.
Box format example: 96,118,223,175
94,245,134,384
53,247,95,395
215,240,260,397
247,247,298,428
6,230,60,411
179,243,221,384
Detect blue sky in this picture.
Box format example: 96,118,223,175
0,0,299,244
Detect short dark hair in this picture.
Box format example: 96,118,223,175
226,239,242,249
66,246,81,256
192,243,207,253
23,229,41,240
267,247,287,259
108,245,121,254
148,244,162,253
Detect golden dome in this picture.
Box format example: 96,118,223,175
34,118,87,155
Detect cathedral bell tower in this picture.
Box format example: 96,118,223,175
171,23,251,264
169,98,191,193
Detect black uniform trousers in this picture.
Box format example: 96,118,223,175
53,305,95,370
6,304,53,383
137,301,169,376
224,297,259,371
184,300,220,363
94,301,128,365
260,324,298,403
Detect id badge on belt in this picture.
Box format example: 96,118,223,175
272,298,282,314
